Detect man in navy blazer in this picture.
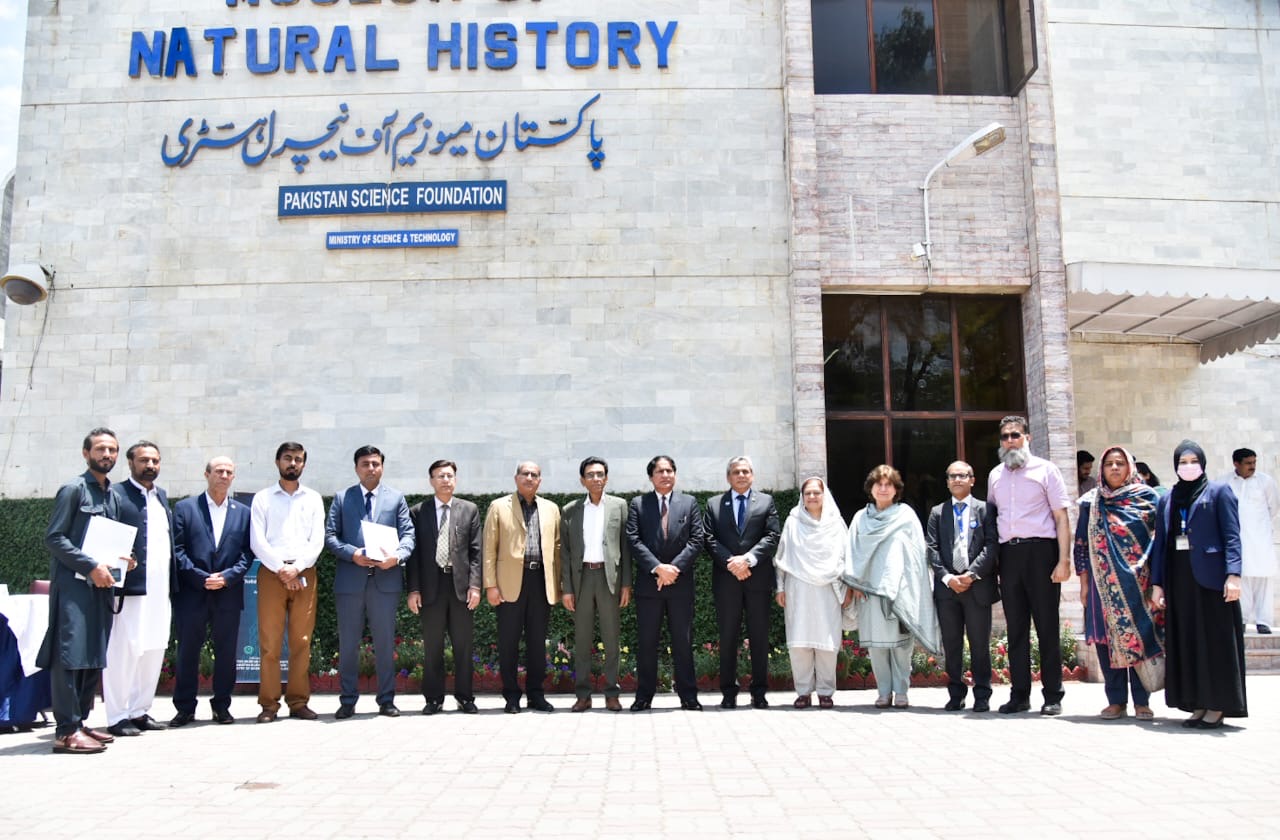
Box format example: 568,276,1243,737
105,441,178,737
325,445,415,719
926,461,1000,713
626,455,705,711
169,456,253,726
703,456,780,709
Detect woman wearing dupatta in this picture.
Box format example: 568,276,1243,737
1072,446,1163,721
775,477,856,709
1150,440,1247,729
845,465,941,709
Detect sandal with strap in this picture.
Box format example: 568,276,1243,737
793,695,811,709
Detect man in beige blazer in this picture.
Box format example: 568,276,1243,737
560,457,632,712
483,461,562,713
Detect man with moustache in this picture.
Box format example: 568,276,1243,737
987,416,1072,716
626,455,705,711
1227,448,1280,634
407,460,483,715
703,456,780,709
926,461,1000,712
37,428,133,754
250,442,325,723
170,457,254,726
105,441,177,737
561,457,632,712
483,461,562,714
326,445,415,719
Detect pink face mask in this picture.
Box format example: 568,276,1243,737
1176,462,1204,482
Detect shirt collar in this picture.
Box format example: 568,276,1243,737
205,492,230,511
129,477,156,497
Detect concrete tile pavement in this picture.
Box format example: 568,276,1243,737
2,676,1278,839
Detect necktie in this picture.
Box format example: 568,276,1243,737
952,502,968,573
660,496,669,539
363,491,374,521
435,504,450,570
735,494,746,533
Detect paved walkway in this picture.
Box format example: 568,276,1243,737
2,677,1278,839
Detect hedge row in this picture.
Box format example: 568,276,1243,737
1,488,800,673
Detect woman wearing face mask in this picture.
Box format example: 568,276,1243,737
1149,440,1247,729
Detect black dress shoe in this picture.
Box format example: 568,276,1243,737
629,699,652,712
1258,624,1272,634
1196,713,1226,729
379,703,401,718
132,715,167,731
680,699,703,711
719,696,737,709
972,700,990,713
334,704,356,720
169,711,197,728
108,720,142,737
421,700,443,716
504,701,521,714
527,699,555,713
458,700,478,715
1040,703,1063,716
212,709,235,725
944,699,966,712
751,696,769,709
998,700,1031,714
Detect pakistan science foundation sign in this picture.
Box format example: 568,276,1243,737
128,1,681,251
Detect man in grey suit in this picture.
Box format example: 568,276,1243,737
325,445,415,719
925,460,1000,712
561,457,632,712
406,459,483,715
704,456,780,709
626,455,705,711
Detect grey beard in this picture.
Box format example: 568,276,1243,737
999,446,1030,470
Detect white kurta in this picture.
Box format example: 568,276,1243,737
781,576,844,652
1228,472,1280,577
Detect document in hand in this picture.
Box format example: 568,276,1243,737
360,520,400,562
77,515,138,584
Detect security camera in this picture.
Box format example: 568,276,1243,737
910,243,927,261
1,263,54,305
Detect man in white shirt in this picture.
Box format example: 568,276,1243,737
105,441,176,737
250,441,325,722
1228,448,1280,634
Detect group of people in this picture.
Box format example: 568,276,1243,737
36,418,1260,754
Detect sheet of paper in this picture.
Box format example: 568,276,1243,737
77,515,137,584
360,520,400,562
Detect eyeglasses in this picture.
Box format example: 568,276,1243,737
999,432,1023,441
946,473,972,480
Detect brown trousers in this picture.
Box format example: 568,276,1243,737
256,566,318,712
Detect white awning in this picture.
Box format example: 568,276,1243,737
1066,262,1280,363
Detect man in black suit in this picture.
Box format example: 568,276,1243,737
170,456,254,727
625,455,704,711
406,460,483,715
704,456,780,709
925,461,999,713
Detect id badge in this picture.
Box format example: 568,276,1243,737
1175,535,1190,551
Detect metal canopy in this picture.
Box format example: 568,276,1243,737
1066,262,1280,362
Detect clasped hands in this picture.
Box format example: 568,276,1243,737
354,547,399,571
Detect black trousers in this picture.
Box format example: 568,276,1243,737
496,566,549,705
50,663,99,738
173,601,240,714
636,592,697,703
419,568,475,703
715,582,772,698
934,587,993,703
1000,539,1064,703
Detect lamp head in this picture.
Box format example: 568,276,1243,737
1,263,54,305
943,122,1006,168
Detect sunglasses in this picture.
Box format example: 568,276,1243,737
1000,432,1023,441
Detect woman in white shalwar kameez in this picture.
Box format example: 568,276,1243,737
775,478,857,709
